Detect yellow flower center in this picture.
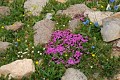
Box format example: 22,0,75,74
36,61,39,65
101,5,104,8
17,39,20,42
1,26,4,29
92,54,95,57
90,22,92,25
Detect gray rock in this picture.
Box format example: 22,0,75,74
117,40,120,47
111,49,120,58
101,12,120,42
24,0,49,16
0,41,10,52
5,22,24,31
33,19,55,46
68,19,80,32
61,68,87,80
113,73,120,80
57,4,90,18
111,39,120,58
0,59,35,79
45,13,52,20
84,10,113,26
0,6,10,17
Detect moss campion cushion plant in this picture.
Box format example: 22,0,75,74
45,30,88,66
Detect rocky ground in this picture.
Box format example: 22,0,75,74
0,0,120,80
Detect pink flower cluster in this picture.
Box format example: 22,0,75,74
73,13,85,21
45,30,88,66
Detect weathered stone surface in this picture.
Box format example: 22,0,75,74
101,12,120,42
111,39,120,58
56,0,67,3
111,48,120,58
24,0,49,16
5,22,24,31
113,73,120,80
61,68,87,80
0,41,10,52
117,40,120,47
45,13,52,20
0,59,35,79
84,10,113,26
68,19,80,32
0,6,10,17
33,19,55,46
57,4,90,18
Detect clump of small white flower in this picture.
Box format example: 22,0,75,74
25,40,27,42
43,48,45,50
63,25,65,27
32,46,34,49
25,48,28,51
22,52,27,55
90,66,93,68
31,51,34,53
21,55,23,58
40,53,42,55
18,51,21,54
37,51,40,53
17,55,20,58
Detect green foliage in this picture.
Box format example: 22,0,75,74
0,0,120,80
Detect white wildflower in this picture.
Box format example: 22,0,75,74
63,25,65,27
26,48,28,51
31,51,34,53
40,53,42,55
37,51,40,53
21,55,23,58
106,4,111,11
22,52,27,55
32,46,34,49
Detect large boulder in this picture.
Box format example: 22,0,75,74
0,41,10,52
101,12,120,42
0,6,10,17
24,0,49,16
61,68,87,80
33,19,55,46
0,59,35,79
57,4,90,18
84,10,113,26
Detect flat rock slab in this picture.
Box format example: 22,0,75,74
61,68,87,80
101,12,120,42
0,41,10,52
24,0,49,16
33,19,55,46
0,59,35,79
84,10,113,26
57,4,90,18
5,22,24,31
0,6,10,17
